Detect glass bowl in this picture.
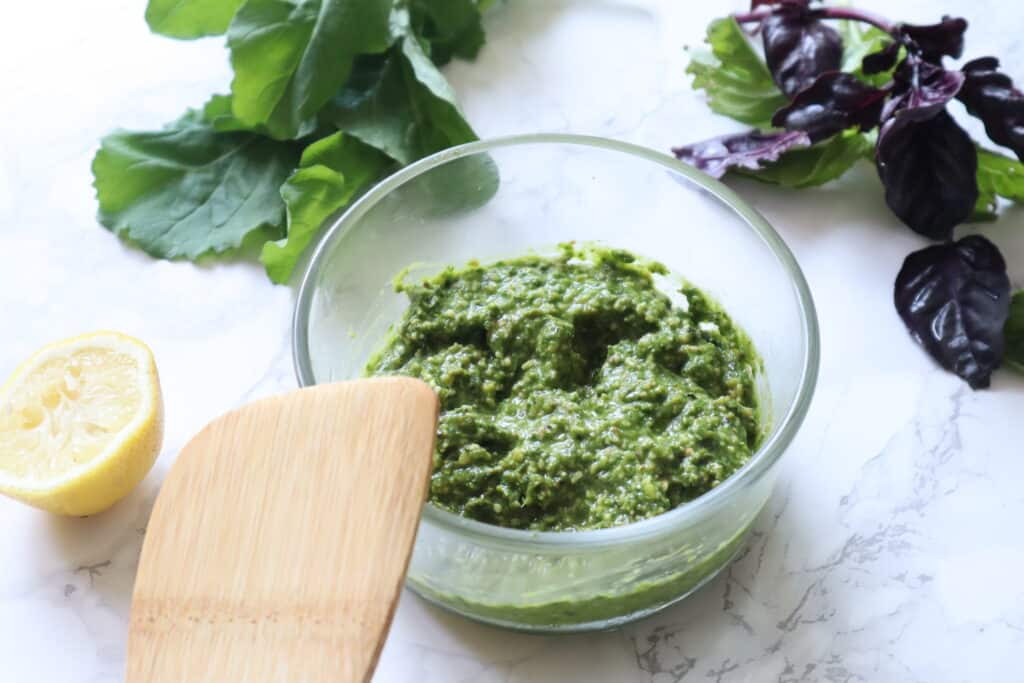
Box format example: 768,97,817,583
293,133,819,633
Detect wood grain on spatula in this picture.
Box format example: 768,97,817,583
126,378,438,683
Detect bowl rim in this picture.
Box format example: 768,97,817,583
293,132,820,548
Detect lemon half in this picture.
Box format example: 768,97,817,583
0,332,163,515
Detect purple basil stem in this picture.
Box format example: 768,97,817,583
894,235,1010,389
672,130,811,178
762,6,842,98
771,72,888,142
896,16,967,63
876,110,978,241
957,57,1024,162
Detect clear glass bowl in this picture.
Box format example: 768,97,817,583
293,134,819,633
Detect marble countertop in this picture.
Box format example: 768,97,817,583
2,0,1023,680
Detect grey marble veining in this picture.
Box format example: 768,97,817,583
1,1,1023,681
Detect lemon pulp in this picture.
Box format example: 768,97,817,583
0,332,163,515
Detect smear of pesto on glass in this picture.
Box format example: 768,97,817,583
365,245,763,531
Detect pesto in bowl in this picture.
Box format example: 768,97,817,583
365,245,762,532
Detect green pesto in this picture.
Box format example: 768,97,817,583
365,246,762,532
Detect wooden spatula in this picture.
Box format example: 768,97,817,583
126,377,438,683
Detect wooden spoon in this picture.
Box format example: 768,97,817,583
126,377,438,683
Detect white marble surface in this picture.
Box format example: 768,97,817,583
2,1,1023,680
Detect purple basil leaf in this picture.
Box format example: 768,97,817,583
957,57,1024,161
876,110,978,240
894,235,1010,388
862,41,901,75
904,64,964,111
762,6,842,98
883,58,964,121
771,72,887,142
672,129,811,179
896,16,967,62
963,56,1000,73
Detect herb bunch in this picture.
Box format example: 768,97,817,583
93,0,491,284
675,0,1024,388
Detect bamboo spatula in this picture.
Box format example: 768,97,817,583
125,377,438,683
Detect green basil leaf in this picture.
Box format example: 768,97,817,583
227,0,394,140
971,146,1024,221
145,0,245,39
972,191,999,223
325,36,477,164
686,18,788,128
92,111,300,259
411,0,477,36
326,54,418,164
201,94,262,133
410,0,486,65
261,132,394,283
732,132,872,188
1005,290,1024,374
400,34,477,145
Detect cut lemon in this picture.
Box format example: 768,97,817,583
0,332,163,515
